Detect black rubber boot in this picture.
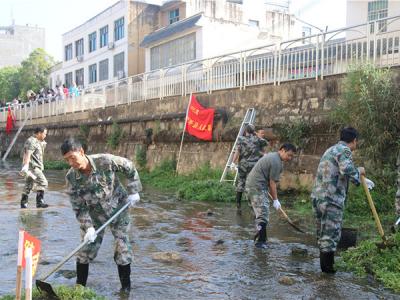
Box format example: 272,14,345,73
320,251,336,273
254,222,267,249
118,264,131,292
36,191,48,208
236,192,243,209
20,194,28,208
76,262,89,286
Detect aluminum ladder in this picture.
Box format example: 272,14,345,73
220,108,256,183
2,109,31,162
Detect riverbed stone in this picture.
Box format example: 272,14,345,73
152,251,183,263
278,275,295,285
291,245,308,257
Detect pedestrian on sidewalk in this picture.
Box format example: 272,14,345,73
245,143,296,248
311,127,374,273
61,138,142,292
20,126,49,208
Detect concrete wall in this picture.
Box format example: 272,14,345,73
1,73,352,190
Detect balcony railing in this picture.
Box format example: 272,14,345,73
2,15,400,124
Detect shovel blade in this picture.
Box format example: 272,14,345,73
36,280,60,299
286,219,306,233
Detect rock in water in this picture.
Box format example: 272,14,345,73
278,276,295,285
291,246,308,257
152,251,183,263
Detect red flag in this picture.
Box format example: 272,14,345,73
185,95,215,141
21,231,41,276
5,106,14,134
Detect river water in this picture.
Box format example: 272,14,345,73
0,161,398,299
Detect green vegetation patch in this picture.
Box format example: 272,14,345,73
140,160,235,202
0,285,106,300
44,160,70,170
337,232,400,292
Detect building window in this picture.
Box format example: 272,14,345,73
100,25,108,48
75,68,84,87
89,64,97,84
150,33,196,70
368,0,388,33
75,38,84,57
169,9,179,24
248,19,259,27
113,52,125,78
65,72,72,87
99,59,109,81
114,17,124,41
89,32,96,53
64,44,72,61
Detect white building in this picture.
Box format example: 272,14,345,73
0,23,45,68
49,0,159,89
49,0,304,89
346,0,400,40
141,0,303,72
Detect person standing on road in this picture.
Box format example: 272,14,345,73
20,126,49,208
311,127,374,273
231,124,268,209
245,143,297,249
61,138,142,292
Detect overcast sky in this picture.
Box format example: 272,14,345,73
0,0,346,61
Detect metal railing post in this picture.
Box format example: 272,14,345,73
277,42,282,85
315,35,320,81
243,52,247,90
321,32,325,80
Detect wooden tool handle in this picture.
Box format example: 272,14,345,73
361,175,386,241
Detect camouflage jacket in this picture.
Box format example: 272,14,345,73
237,135,267,165
65,154,142,230
24,136,46,170
311,141,360,208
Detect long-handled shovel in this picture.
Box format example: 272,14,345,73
360,175,388,246
268,192,306,234
36,200,132,299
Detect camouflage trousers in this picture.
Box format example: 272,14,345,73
77,209,132,266
235,162,255,192
22,168,48,195
246,187,270,227
312,198,344,253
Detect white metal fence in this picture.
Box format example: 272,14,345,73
2,15,400,124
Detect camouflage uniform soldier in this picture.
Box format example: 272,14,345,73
311,127,373,273
20,127,49,208
396,153,400,216
232,124,268,209
61,138,142,292
245,143,296,248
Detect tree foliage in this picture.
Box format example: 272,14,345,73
331,64,400,168
18,48,54,100
0,66,20,101
0,48,54,102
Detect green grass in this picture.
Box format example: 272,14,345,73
0,285,106,300
140,160,235,202
336,232,400,293
44,160,70,170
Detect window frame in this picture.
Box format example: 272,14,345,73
114,17,125,41
88,31,97,53
100,25,109,48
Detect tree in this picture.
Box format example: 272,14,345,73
0,66,20,102
18,48,54,100
331,63,400,168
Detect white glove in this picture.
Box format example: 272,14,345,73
230,163,238,171
84,227,97,243
365,178,375,190
128,193,140,206
273,199,281,211
20,164,29,174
